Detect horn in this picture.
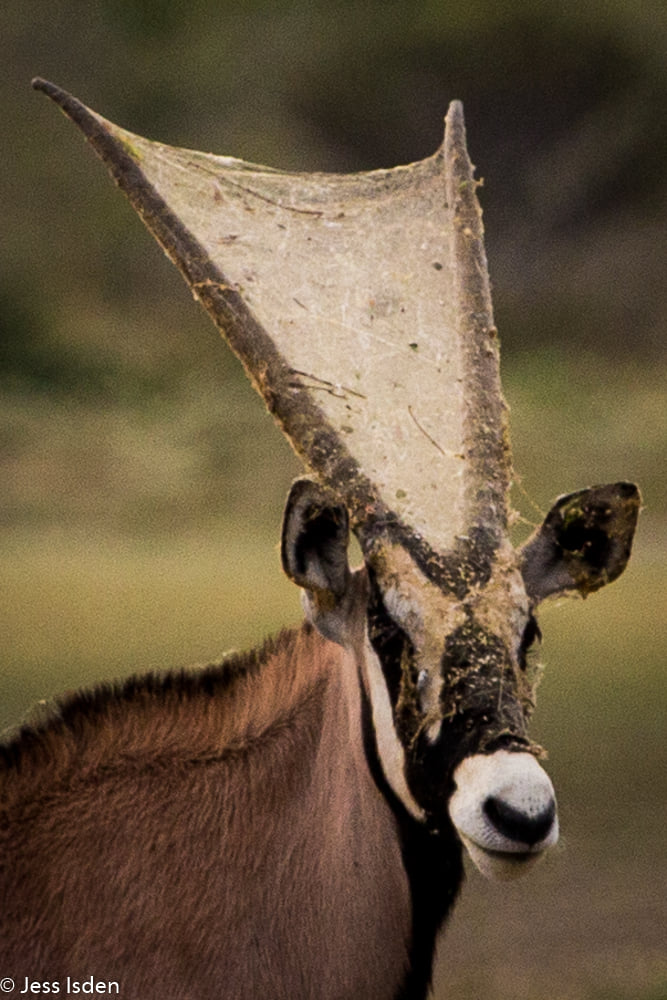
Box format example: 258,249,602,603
33,79,510,590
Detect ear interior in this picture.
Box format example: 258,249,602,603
281,478,351,598
520,482,641,604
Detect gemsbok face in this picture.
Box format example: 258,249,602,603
282,477,638,883
1,80,640,1000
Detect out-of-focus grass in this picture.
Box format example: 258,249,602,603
1,524,299,734
504,351,665,540
535,558,665,815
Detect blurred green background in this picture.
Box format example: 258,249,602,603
2,2,665,997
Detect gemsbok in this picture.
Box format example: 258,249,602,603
0,82,640,1000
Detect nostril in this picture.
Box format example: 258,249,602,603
484,796,556,847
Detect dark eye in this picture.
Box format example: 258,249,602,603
519,615,542,669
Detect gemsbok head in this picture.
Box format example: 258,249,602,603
0,81,640,1000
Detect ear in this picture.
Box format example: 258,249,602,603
281,478,352,643
520,482,641,604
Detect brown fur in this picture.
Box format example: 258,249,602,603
0,624,411,1000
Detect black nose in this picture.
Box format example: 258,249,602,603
483,796,556,847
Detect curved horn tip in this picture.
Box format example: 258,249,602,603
31,78,78,113
32,77,58,95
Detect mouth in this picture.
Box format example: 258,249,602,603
459,833,550,882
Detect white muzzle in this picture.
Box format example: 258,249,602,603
449,750,559,881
